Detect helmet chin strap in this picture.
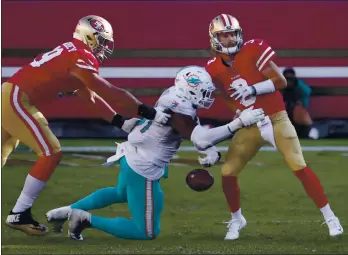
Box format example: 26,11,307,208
222,45,238,55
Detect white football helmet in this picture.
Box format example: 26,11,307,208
174,66,215,109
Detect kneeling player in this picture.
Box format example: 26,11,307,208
46,66,265,240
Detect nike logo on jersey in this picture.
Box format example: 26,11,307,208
259,41,263,46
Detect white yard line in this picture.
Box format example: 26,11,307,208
59,146,348,153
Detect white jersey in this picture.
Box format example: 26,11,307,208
124,86,197,180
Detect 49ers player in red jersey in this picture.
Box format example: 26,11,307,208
205,14,343,240
1,15,169,236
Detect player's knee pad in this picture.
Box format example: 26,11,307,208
1,157,8,167
29,151,62,181
143,227,160,240
138,223,160,240
152,226,160,239
287,155,307,171
52,143,62,154
292,163,307,172
221,163,239,176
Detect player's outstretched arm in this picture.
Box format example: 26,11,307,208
171,107,264,151
73,87,139,132
74,87,116,122
190,107,264,150
71,69,169,124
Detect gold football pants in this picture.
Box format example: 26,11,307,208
1,82,61,167
222,110,306,176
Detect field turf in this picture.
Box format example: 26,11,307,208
1,139,347,254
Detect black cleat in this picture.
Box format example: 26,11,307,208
5,208,49,236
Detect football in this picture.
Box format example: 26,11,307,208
186,169,214,192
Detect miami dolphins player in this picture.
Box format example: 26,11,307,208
46,66,264,241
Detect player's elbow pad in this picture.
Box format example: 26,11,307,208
190,125,212,151
191,124,234,150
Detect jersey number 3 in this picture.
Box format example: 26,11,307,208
230,78,256,107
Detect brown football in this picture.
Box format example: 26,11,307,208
186,169,214,192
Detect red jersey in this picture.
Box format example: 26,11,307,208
205,38,285,116
8,39,99,105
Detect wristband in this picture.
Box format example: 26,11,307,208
111,114,126,128
138,104,156,120
252,79,275,95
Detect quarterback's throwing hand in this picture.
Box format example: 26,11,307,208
238,107,265,126
229,86,255,105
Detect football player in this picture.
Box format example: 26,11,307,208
205,14,343,240
2,15,170,236
46,66,265,241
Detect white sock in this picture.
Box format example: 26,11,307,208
12,174,46,213
320,204,335,221
12,193,34,213
231,208,242,219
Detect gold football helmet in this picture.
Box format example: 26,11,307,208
209,14,243,55
73,15,114,63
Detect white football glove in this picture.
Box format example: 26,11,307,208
238,107,265,127
154,110,171,126
197,146,221,167
229,85,256,105
121,118,139,133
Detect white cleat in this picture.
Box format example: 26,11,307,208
308,127,320,140
68,209,92,241
224,215,247,240
323,216,344,237
46,206,72,233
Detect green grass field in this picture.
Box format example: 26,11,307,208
2,139,348,254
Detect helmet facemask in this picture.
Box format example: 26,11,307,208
209,14,244,55
187,87,215,109
92,33,114,63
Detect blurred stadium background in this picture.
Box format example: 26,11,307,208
2,0,348,139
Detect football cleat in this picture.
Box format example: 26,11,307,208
46,206,72,233
224,215,247,240
323,216,344,237
6,208,49,236
68,209,92,241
